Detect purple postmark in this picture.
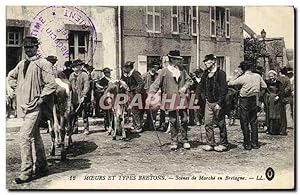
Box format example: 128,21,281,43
30,6,97,64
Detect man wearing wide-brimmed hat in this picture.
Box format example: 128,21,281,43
148,50,193,150
228,60,267,150
142,63,160,130
69,59,91,135
94,67,113,127
121,61,145,133
7,36,57,183
197,54,229,152
189,68,204,126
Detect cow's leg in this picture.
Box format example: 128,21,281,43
48,119,56,156
60,114,67,161
112,112,117,140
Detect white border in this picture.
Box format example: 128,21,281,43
1,1,298,195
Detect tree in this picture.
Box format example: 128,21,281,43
244,36,265,64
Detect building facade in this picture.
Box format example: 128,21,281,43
6,6,244,78
6,6,118,77
121,6,244,76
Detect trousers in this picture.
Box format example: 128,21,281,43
19,108,48,180
204,101,228,146
239,96,259,146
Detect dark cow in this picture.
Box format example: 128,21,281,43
104,80,130,140
224,86,239,126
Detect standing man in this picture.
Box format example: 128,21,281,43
197,54,229,152
189,68,204,126
228,61,267,150
62,61,74,80
142,64,160,130
69,59,90,135
7,36,57,183
121,61,145,133
84,64,95,117
95,67,113,130
278,67,292,135
148,50,193,150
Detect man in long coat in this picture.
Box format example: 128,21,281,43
148,50,193,150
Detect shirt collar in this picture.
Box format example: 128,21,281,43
25,55,39,62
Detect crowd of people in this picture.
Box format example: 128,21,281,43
6,36,294,184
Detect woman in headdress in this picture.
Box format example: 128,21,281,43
265,70,286,135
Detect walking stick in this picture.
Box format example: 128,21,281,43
149,106,163,148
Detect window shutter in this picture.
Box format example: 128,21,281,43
225,8,230,38
210,6,216,37
225,56,231,76
171,6,179,34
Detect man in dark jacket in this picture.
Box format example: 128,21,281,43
142,64,160,130
277,67,292,135
69,59,90,135
197,54,229,152
121,61,145,132
189,68,204,126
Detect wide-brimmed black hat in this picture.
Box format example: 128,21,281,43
194,68,204,74
203,54,216,62
71,59,85,67
286,67,293,74
46,55,58,61
102,67,113,73
167,50,183,59
23,36,40,47
123,61,135,67
238,61,253,69
64,61,72,68
85,64,95,71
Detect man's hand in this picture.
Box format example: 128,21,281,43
179,87,187,94
37,97,44,105
215,104,221,110
80,96,86,103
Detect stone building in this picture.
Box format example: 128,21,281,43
120,6,244,76
6,6,244,78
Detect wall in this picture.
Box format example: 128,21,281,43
199,6,244,76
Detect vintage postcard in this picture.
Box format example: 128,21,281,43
5,5,295,190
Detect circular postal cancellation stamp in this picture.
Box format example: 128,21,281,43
29,6,98,66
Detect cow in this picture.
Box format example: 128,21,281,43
104,80,130,140
224,86,239,126
47,71,73,161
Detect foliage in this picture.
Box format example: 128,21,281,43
244,37,265,64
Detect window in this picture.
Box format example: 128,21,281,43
211,7,231,38
68,31,89,60
147,56,161,71
225,8,230,38
179,6,190,34
182,56,191,72
191,6,197,36
6,26,24,75
216,56,225,71
171,6,179,34
210,6,216,37
6,29,22,47
146,6,161,33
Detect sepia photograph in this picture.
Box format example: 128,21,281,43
5,4,295,190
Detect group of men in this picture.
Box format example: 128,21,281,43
7,36,294,184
